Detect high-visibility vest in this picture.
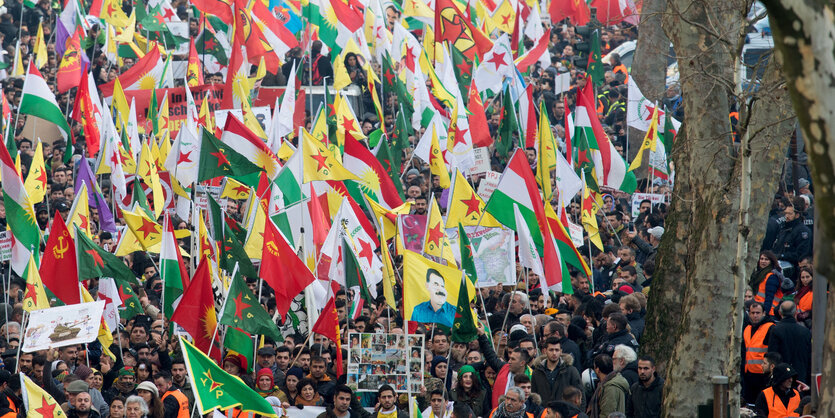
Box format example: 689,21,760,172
489,407,533,418
762,387,800,418
797,291,813,313
743,322,774,373
613,64,628,82
754,273,783,311
538,410,577,418
162,389,190,418
224,408,256,418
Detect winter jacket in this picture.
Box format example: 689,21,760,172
626,376,663,418
768,317,812,384
588,372,629,418
451,387,490,418
619,361,639,388
625,312,645,343
530,354,582,405
771,218,812,263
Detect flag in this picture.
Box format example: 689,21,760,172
75,156,117,233
161,214,189,319
366,196,410,241
19,62,71,142
220,116,280,179
413,123,450,188
232,0,281,70
434,0,493,60
514,204,545,283
97,277,123,331
39,213,79,305
123,208,162,250
224,327,255,373
219,268,281,341
334,93,366,149
496,86,519,158
549,0,589,26
537,100,557,200
301,129,358,183
220,222,258,277
101,0,131,27
250,0,299,65
343,136,403,209
171,260,221,362
515,28,550,73
56,28,85,93
187,39,203,86
191,0,233,23
445,170,500,228
626,78,682,132
311,297,343,377
98,48,164,97
71,71,102,157
473,34,514,94
180,336,277,416
581,178,603,250
629,104,659,171
21,374,67,418
34,22,47,68
76,227,140,286
0,132,40,276
484,150,563,290
457,224,478,284
23,141,47,204
260,219,315,319
198,129,262,182
22,255,49,312
403,250,467,328
423,196,456,265
451,268,478,343
466,84,493,148
67,183,92,239
586,30,604,86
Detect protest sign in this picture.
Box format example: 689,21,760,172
347,333,424,393
23,301,105,352
630,193,666,218
476,171,501,202
447,227,516,288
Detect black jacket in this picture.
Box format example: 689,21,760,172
620,361,639,388
626,376,664,418
66,408,103,418
625,312,645,343
559,336,583,373
768,317,811,383
771,218,812,263
530,355,582,405
589,329,639,368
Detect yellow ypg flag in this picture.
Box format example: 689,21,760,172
536,101,558,199
581,182,603,251
423,196,457,266
22,373,67,418
403,250,472,328
427,126,451,189
198,93,215,132
301,129,358,183
309,105,328,143
34,22,48,69
366,195,411,241
221,177,251,200
12,41,23,77
139,141,164,218
445,170,500,228
24,141,47,204
334,93,366,148
22,255,49,312
67,183,92,239
380,234,397,310
112,78,130,130
629,104,659,172
123,207,163,250
243,194,268,259
490,0,516,34
101,0,131,28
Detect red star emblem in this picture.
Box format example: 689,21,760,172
24,282,38,303
210,150,230,167
78,214,89,230
233,185,249,195
136,218,159,239
86,249,105,268
232,292,251,319
383,68,395,85
99,288,114,308
357,239,374,266
341,116,357,134
462,192,481,217
310,149,329,171
177,150,193,164
35,168,46,187
203,37,216,50
34,396,56,416
487,52,507,71
426,222,444,248
456,60,472,77
327,103,337,119
154,13,165,25
106,2,116,16
404,46,417,72
451,127,468,147
118,284,131,302
644,103,664,120
501,13,512,25
162,7,175,19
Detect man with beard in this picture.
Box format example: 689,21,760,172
373,384,408,418
626,356,663,418
170,358,195,408
104,368,137,403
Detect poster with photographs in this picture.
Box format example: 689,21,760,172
346,333,424,393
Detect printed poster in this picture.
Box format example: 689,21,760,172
347,333,424,393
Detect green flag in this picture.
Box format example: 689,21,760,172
374,136,405,200
198,129,261,182
497,88,518,158
220,223,258,278
450,45,473,101
451,274,477,343
223,327,255,374
179,337,278,417
76,228,140,286
343,236,373,304
458,224,477,284
219,268,282,341
587,30,604,87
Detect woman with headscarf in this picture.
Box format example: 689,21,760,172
450,365,490,418
281,366,305,407
256,368,287,401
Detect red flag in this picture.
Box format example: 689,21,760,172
467,84,492,147
170,259,221,362
549,0,590,25
56,28,84,93
187,38,203,87
307,184,329,254
311,297,343,377
220,34,245,110
72,72,101,157
434,0,493,60
233,0,280,71
293,89,307,132
39,212,80,305
192,0,233,24
260,219,315,320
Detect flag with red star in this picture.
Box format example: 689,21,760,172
178,337,277,416
197,128,262,182
22,255,49,312
123,207,163,250
172,261,223,364
301,128,358,183
434,0,493,61
413,120,451,188
22,373,67,418
219,266,281,341
445,170,501,228
472,34,514,95
423,196,457,266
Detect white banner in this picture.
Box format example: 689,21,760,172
630,193,666,219
447,227,516,288
23,301,105,352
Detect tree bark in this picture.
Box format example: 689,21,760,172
761,0,835,413
640,0,793,416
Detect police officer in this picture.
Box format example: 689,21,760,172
771,197,812,265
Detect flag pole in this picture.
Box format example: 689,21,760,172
523,267,538,354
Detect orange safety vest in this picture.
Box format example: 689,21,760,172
538,410,576,418
754,273,783,311
5,396,16,413
762,387,800,418
797,291,813,313
225,408,256,418
489,408,534,418
613,64,628,83
743,322,773,373
162,389,190,418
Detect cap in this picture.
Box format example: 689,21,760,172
770,363,798,384
53,199,70,212
136,381,159,397
647,226,664,239
406,168,420,177
257,347,276,357
66,380,90,394
618,285,635,295
798,178,810,188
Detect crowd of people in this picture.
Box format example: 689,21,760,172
0,0,816,416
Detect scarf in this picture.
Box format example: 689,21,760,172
796,284,812,306
492,402,526,418
749,266,772,291
257,385,278,398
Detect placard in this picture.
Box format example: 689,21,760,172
468,147,491,176
346,333,424,393
566,221,584,248
23,301,106,352
476,171,501,202
447,227,516,288
630,193,666,219
0,231,11,262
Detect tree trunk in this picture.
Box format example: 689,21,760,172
628,0,670,171
761,0,835,413
640,0,794,416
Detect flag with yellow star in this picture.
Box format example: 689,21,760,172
179,337,278,417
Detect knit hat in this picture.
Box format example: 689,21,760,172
618,285,635,295
118,367,135,377
458,365,479,381
136,381,159,398
286,366,305,380
223,354,242,370
74,364,93,381
257,368,275,386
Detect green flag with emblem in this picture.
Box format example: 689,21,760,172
198,129,261,182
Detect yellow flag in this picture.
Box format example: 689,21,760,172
536,101,557,199
334,93,366,149
402,0,433,19
24,141,47,204
112,78,130,129
101,0,131,28
629,104,659,172
221,178,251,200
22,374,68,418
243,195,267,259
276,141,296,161
12,41,23,77
403,250,465,327
22,255,49,312
199,93,215,132
423,196,457,265
309,104,328,143
139,141,164,218
490,0,516,34
34,22,48,68
445,170,500,228
379,230,397,310
427,126,451,188
123,207,162,250
114,10,136,41
67,183,92,239
581,182,603,251
301,129,359,183
366,195,411,241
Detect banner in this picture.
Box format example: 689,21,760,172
630,193,666,218
447,227,515,288
22,301,105,352
347,333,424,393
